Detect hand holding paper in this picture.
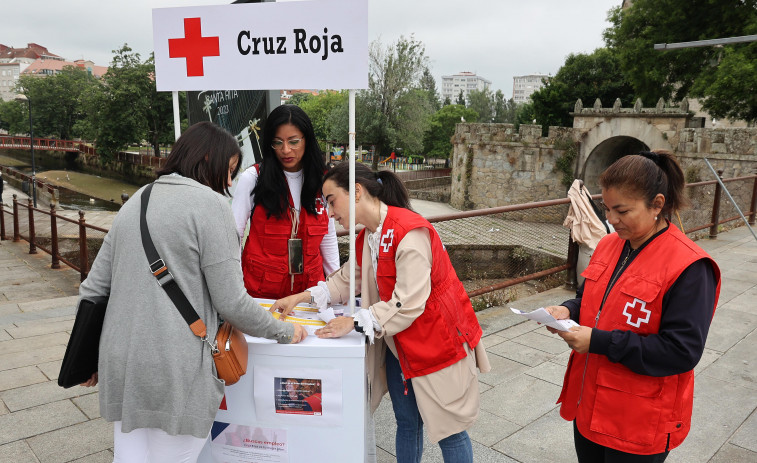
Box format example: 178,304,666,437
510,307,579,332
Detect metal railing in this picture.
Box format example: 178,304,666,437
2,173,755,296
336,173,757,299
1,195,108,282
0,136,167,169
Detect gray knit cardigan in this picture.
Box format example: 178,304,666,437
79,175,294,438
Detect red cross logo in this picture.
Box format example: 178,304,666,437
315,198,325,215
622,297,651,328
168,17,220,77
381,229,394,253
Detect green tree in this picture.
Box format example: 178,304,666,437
693,42,757,123
529,48,635,132
467,88,494,122
419,68,441,111
16,66,96,139
515,102,535,129
604,0,757,121
442,96,452,106
456,90,466,106
83,45,180,159
0,100,26,135
492,90,507,123
360,36,435,168
295,90,348,143
286,92,312,106
423,104,479,158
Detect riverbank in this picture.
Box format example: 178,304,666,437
34,170,142,203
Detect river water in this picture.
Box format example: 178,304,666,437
0,149,141,211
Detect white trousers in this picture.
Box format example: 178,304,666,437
113,421,208,463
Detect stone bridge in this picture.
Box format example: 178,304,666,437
451,98,757,210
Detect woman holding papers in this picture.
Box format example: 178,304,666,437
545,150,720,463
78,122,306,463
271,162,490,463
231,104,339,299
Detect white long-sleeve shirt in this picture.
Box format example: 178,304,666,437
230,166,340,275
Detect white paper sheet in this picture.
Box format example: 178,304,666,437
510,307,580,332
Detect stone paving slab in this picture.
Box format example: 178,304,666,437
0,440,39,463
0,224,754,462
69,450,113,463
0,400,87,445
669,374,757,462
0,345,66,372
1,380,97,413
709,444,757,463
0,366,48,392
26,418,112,463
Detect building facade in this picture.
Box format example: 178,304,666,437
511,74,549,104
441,72,491,104
0,63,21,102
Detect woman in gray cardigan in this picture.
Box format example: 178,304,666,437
79,122,307,462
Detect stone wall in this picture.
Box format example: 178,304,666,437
452,118,757,218
676,127,757,180
450,123,577,212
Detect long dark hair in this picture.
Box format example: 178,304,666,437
323,162,412,210
156,122,241,195
253,105,326,218
599,149,688,218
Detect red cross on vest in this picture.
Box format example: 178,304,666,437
168,17,220,77
622,297,652,328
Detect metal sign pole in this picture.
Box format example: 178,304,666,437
172,91,181,141
348,89,356,316
704,158,757,241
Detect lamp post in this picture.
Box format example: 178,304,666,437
14,93,37,208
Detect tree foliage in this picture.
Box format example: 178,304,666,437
467,88,493,122
456,90,466,106
0,100,26,135
294,90,348,143
693,42,757,123
530,48,635,131
82,45,180,159
604,0,757,122
423,104,478,158
419,68,441,111
359,36,434,168
16,66,96,139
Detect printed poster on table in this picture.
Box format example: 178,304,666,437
210,422,287,463
254,366,342,426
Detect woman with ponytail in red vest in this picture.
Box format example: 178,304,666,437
271,162,491,463
546,150,720,462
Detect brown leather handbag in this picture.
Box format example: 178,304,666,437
212,321,248,385
140,183,248,385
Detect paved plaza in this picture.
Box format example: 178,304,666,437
0,192,756,461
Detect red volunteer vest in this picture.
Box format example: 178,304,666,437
558,223,720,455
241,165,329,299
356,206,482,379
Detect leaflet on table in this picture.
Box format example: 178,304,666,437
510,307,579,331
210,422,288,463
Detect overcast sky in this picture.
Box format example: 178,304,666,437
3,0,620,96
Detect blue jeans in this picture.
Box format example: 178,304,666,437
385,347,473,463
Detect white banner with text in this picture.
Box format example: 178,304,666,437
152,0,368,91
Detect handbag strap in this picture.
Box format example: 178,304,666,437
140,183,214,348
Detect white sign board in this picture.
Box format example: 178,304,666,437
152,0,368,91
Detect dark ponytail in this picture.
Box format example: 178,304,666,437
599,149,688,218
323,162,412,210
